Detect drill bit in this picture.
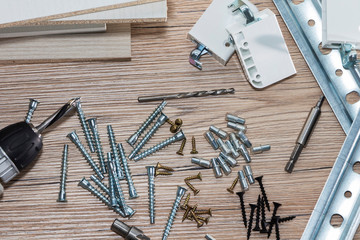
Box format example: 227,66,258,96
137,88,235,102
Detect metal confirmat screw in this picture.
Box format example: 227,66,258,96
227,122,247,133
90,175,110,196
185,181,200,196
87,118,106,174
107,125,125,180
194,214,210,225
260,196,268,234
219,152,237,167
161,186,187,240
236,192,247,228
156,162,174,172
226,140,240,158
255,175,270,212
67,131,104,180
57,144,68,202
209,125,227,139
267,202,282,238
211,158,222,178
129,113,168,159
118,143,138,199
25,98,39,123
251,144,271,154
176,138,186,156
127,101,167,147
247,204,257,240
253,195,261,231
204,131,219,150
237,131,252,148
227,176,239,194
229,133,241,152
239,144,251,163
133,130,186,162
107,153,118,208
191,157,212,168
238,170,249,191
146,166,156,224
217,156,232,175
184,172,202,181
226,113,245,125
190,136,198,154
190,209,204,228
75,100,95,153
243,165,255,184
195,208,212,217
217,138,231,155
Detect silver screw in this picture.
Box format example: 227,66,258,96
146,166,156,224
229,132,241,151
107,125,125,180
211,158,222,178
90,175,110,196
219,152,237,167
57,144,68,202
225,140,240,158
191,157,212,168
227,122,247,133
161,186,187,240
25,98,39,123
87,118,106,174
217,156,232,175
209,125,227,139
67,131,104,180
238,170,249,191
127,101,167,147
217,138,231,155
237,131,252,148
204,131,219,150
239,144,251,163
133,130,186,162
226,113,245,125
243,165,255,184
107,153,119,208
129,113,168,159
78,177,126,217
252,144,271,154
118,143,138,199
75,100,95,153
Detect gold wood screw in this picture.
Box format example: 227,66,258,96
167,119,181,133
227,176,239,194
155,170,173,177
196,215,210,225
185,181,200,195
184,172,202,182
175,118,183,125
190,210,204,228
182,204,197,222
190,136,198,154
195,208,212,217
156,162,174,172
176,138,186,156
182,193,191,209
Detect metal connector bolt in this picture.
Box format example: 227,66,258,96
219,152,237,167
211,158,222,178
238,170,249,191
229,132,241,152
191,157,212,168
227,122,247,133
75,100,95,153
217,138,231,155
204,131,219,150
237,131,252,148
57,144,68,202
251,144,271,154
118,143,138,199
243,165,255,184
190,136,198,154
217,156,231,175
209,125,227,139
146,166,156,224
226,113,245,125
25,98,39,123
225,140,240,158
87,118,106,173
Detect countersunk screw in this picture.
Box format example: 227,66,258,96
156,170,173,177
118,143,138,199
128,113,168,159
236,192,247,228
267,202,282,239
87,118,106,173
195,208,212,217
227,176,239,194
176,138,186,156
190,136,198,154
182,193,191,209
133,130,186,162
253,195,261,231
162,186,187,240
175,118,183,125
185,181,200,196
260,196,268,234
255,176,270,211
204,131,219,150
209,125,227,139
67,131,104,180
146,166,156,224
57,144,68,202
182,204,197,222
90,174,110,196
107,153,119,208
107,125,125,180
244,165,255,184
184,172,202,181
205,234,217,240
247,204,257,240
75,100,95,153
127,101,167,147
227,122,247,133
25,98,39,123
251,144,271,154
156,162,174,172
190,209,204,228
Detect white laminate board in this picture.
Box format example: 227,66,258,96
0,0,161,27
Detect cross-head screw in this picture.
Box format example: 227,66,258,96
227,176,239,194
25,98,39,123
236,191,247,228
184,172,202,181
247,204,257,240
267,202,282,238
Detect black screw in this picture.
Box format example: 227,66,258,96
247,204,257,240
255,176,270,212
236,191,247,228
253,195,261,231
267,202,282,238
279,215,296,224
260,196,268,234
275,216,280,240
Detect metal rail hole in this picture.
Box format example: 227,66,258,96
330,214,344,228
353,161,360,174
292,0,304,5
318,42,332,55
344,191,352,198
308,19,315,27
336,69,343,77
346,91,360,105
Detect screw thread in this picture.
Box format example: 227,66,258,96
191,136,196,151
76,102,95,153
162,194,184,240
184,172,201,181
267,203,282,238
260,196,267,232
185,181,198,193
182,193,190,208
25,99,39,123
118,143,138,199
236,192,248,228
227,176,239,194
90,175,110,196
57,144,68,202
275,217,280,240
247,205,256,240
195,209,212,216
148,174,155,224
253,195,261,231
134,136,177,162
278,215,296,223
177,138,186,155
68,132,104,180
87,118,107,174
107,125,124,180
256,176,270,211
110,162,127,213
156,163,174,172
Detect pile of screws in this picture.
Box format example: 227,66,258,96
181,192,213,228
184,172,202,195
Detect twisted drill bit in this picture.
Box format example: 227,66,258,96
138,88,235,102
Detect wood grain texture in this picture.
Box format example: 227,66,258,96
0,0,358,239
0,24,131,63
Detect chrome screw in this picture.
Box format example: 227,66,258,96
133,130,186,162
226,113,245,125
239,144,251,163
209,125,227,139
156,162,174,172
217,138,231,155
118,143,138,199
191,157,212,168
107,125,125,180
127,101,167,147
161,186,187,240
251,144,271,154
227,122,247,133
67,131,104,180
129,113,168,159
211,158,222,178
217,156,232,175
57,144,68,202
237,131,252,148
90,175,110,196
87,118,106,173
146,166,156,224
25,98,39,123
204,131,219,150
225,140,240,158
107,153,118,208
244,165,255,184
219,152,237,167
75,100,95,153
238,170,249,191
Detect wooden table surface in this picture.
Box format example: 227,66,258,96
0,0,357,239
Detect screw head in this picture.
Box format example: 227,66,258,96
170,124,181,133
175,118,183,125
